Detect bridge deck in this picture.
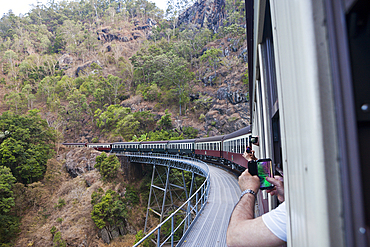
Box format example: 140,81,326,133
181,164,241,247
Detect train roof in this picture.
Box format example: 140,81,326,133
141,140,169,144
112,141,141,145
86,143,111,145
195,135,224,143
168,139,196,144
223,126,251,140
62,143,86,145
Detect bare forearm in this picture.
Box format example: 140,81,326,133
227,194,255,246
227,194,284,247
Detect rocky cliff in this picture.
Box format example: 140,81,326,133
177,0,226,32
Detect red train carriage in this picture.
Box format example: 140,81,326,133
222,126,251,169
194,135,223,160
86,143,112,152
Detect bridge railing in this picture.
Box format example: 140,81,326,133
121,153,210,247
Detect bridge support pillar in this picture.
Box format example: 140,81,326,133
144,164,189,233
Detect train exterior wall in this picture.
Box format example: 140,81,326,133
271,1,344,246
249,0,347,246
222,151,248,169
195,149,221,158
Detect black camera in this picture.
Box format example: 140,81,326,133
249,136,259,145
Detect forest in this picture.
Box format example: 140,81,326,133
0,0,247,245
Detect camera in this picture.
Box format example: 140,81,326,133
249,136,259,145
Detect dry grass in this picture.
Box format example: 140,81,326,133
13,150,148,247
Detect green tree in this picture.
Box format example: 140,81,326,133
0,166,19,244
94,153,120,180
116,114,141,141
91,189,127,230
157,109,172,130
0,110,55,184
0,166,16,215
200,48,222,70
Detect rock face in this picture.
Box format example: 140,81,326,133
97,27,133,42
75,60,102,77
177,0,226,32
62,148,101,178
97,18,156,43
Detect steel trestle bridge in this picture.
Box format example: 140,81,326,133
118,153,240,247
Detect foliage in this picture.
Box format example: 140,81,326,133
0,165,19,244
0,110,55,184
54,198,66,209
94,153,120,180
161,210,184,241
200,47,222,70
0,214,20,244
157,109,172,130
90,189,127,230
125,185,139,205
182,126,198,139
50,226,57,236
134,230,154,247
0,166,16,215
53,231,66,247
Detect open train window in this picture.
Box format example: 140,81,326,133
346,0,370,236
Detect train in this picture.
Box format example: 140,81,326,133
63,125,252,172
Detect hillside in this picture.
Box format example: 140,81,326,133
0,0,248,143
0,0,248,245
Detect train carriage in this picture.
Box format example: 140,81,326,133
222,126,251,170
140,141,168,153
111,142,140,153
86,143,112,152
62,143,86,148
194,135,223,160
167,139,195,156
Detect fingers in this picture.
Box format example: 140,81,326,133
274,175,284,182
266,177,283,188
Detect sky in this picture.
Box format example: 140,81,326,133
1,0,167,18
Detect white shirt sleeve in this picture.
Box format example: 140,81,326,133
261,202,287,241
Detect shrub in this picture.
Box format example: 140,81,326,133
50,226,57,236
94,153,120,180
91,189,127,229
125,185,139,205
54,198,66,209
182,126,199,139
53,231,66,247
134,230,154,247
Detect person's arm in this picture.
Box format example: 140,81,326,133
227,170,286,247
242,150,257,162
